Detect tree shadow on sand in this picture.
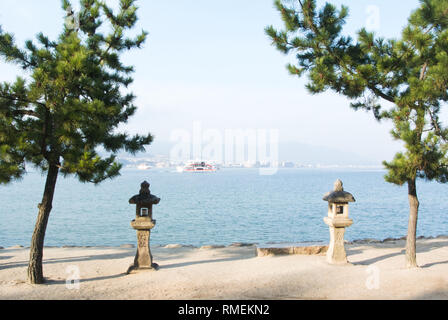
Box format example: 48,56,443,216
1,247,257,286
352,250,406,265
49,252,255,283
350,241,448,266
0,246,256,272
159,254,255,270
0,251,133,270
411,289,448,300
45,273,128,285
420,260,448,268
0,256,13,261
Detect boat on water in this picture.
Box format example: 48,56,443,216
178,161,217,172
137,163,152,170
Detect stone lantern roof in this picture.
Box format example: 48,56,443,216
323,179,355,203
129,181,161,205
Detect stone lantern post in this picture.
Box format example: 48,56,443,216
323,179,355,264
126,181,160,274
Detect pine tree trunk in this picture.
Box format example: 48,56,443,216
28,164,59,284
406,178,419,268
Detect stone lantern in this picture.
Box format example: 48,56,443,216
126,181,160,274
323,179,355,264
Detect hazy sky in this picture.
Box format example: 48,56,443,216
0,0,436,163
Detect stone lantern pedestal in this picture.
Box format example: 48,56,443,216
126,181,160,274
323,180,355,265
129,218,157,272
323,217,353,264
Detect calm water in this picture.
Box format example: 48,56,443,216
1,168,447,248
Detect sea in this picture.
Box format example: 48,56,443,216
1,168,447,248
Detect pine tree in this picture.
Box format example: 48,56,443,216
266,0,448,268
0,0,152,283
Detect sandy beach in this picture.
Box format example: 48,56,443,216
1,237,447,300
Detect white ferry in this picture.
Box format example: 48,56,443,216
178,162,217,172
137,163,152,170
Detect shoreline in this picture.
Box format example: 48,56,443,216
2,234,448,250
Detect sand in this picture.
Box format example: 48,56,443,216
0,238,447,300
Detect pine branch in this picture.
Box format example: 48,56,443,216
296,0,396,104
0,94,47,109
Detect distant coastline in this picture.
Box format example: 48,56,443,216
2,234,447,250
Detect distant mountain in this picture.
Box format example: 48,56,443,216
113,140,381,166
277,142,380,166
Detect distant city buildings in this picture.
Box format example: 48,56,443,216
119,155,382,170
